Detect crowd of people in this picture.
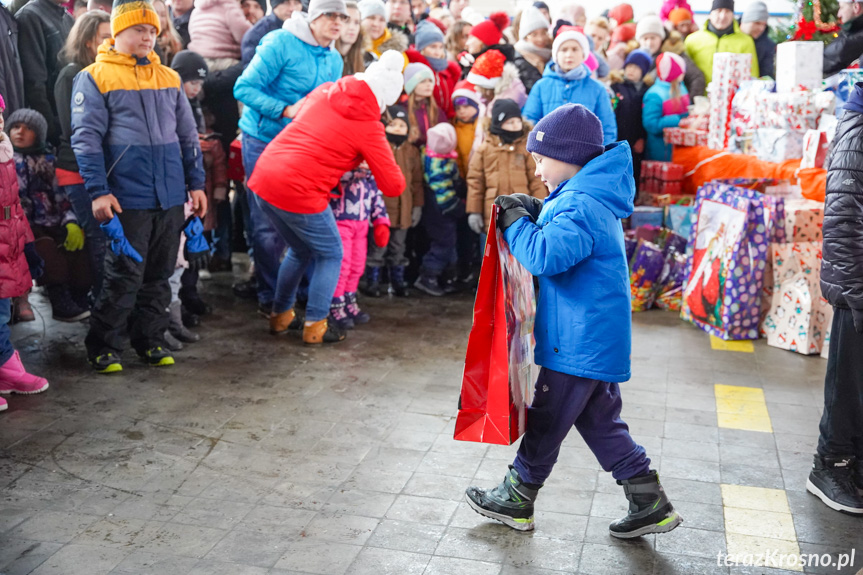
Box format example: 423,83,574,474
0,0,859,393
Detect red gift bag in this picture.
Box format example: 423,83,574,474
455,207,537,445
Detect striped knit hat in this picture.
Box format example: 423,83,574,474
111,0,161,38
655,52,686,83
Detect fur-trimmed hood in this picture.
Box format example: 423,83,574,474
377,28,409,54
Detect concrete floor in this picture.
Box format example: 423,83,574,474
1,270,861,575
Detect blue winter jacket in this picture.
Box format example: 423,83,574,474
642,80,689,162
71,40,205,210
503,141,635,383
234,12,343,144
522,63,617,145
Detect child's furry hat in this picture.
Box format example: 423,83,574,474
5,108,48,146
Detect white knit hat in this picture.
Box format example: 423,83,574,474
357,50,405,112
519,5,550,40
635,14,666,41
358,0,385,20
552,27,590,67
308,0,348,21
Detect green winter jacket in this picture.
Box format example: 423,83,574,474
684,20,759,84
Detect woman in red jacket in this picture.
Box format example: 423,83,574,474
248,51,406,345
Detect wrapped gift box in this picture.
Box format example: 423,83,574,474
728,80,775,155
775,41,824,93
801,130,829,169
664,127,709,147
680,115,709,131
784,198,824,242
753,129,805,162
763,242,833,355
708,53,752,150
630,240,665,312
640,161,685,195
755,91,836,132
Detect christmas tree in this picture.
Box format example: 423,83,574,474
770,0,841,44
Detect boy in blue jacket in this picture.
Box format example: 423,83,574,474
465,104,682,539
71,0,206,372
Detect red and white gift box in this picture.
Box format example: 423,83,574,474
664,127,708,147
708,53,752,150
801,130,829,169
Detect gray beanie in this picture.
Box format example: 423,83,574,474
741,1,769,23
308,0,347,21
5,108,48,147
415,19,444,52
358,0,384,20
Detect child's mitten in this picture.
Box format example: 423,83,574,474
182,216,211,272
64,222,85,251
373,223,390,248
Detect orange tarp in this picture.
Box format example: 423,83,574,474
671,146,827,202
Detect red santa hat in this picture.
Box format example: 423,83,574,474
466,49,506,89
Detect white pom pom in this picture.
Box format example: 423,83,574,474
379,50,405,72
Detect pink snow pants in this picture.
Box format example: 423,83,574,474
334,220,369,299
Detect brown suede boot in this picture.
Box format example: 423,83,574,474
269,309,296,335
302,318,346,344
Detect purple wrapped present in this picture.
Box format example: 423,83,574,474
630,240,665,312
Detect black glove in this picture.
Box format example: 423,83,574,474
494,195,532,232
509,193,544,222
851,307,863,335
23,242,44,281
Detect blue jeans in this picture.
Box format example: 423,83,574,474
253,194,343,323
0,298,13,366
513,368,651,485
242,133,287,305
62,183,107,301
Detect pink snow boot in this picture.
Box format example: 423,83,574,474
0,351,49,395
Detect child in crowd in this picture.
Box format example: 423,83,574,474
407,19,462,119
404,62,447,147
416,122,463,296
643,52,689,161
465,103,682,539
451,80,480,179
466,49,527,148
72,0,206,373
513,5,552,94
658,30,705,98
330,167,390,328
364,105,424,298
187,0,252,71
0,96,50,413
466,99,545,235
523,27,617,145
635,14,666,60
610,49,650,184
7,109,91,323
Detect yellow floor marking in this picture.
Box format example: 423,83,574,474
710,335,755,352
721,485,802,572
715,384,773,433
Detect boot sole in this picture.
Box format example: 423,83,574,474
0,383,50,395
93,364,123,374
609,512,683,539
806,478,863,515
465,492,535,531
53,311,91,322
413,282,445,297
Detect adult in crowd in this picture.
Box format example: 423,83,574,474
513,5,551,93
359,0,409,60
685,0,758,84
458,12,512,78
188,0,252,71
0,2,24,118
444,19,471,61
87,0,112,11
448,0,467,21
558,3,586,27
338,0,366,75
241,0,303,67
15,0,74,146
234,0,346,317
532,1,550,23
248,51,406,344
387,0,413,43
54,10,111,302
740,1,774,79
585,17,611,61
823,0,863,77
242,0,265,24
153,0,184,65
809,81,863,515
406,19,461,118
666,7,696,38
659,30,705,97
636,14,665,62
171,0,195,47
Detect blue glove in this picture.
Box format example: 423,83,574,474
183,216,211,272
101,216,143,264
23,242,44,280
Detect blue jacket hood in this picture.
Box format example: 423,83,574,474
550,141,635,219
846,81,863,115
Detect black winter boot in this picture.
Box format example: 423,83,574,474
360,267,384,298
414,270,445,297
609,470,682,539
344,292,370,324
388,266,410,297
807,455,863,514
465,467,541,531
47,285,90,322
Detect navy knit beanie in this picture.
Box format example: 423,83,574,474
624,49,652,77
5,108,48,147
527,103,604,167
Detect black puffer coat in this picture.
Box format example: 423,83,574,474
821,82,863,325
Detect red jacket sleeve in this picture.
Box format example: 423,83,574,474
361,122,406,198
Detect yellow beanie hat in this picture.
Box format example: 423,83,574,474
111,0,161,38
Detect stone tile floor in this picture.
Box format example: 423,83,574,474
1,272,861,575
